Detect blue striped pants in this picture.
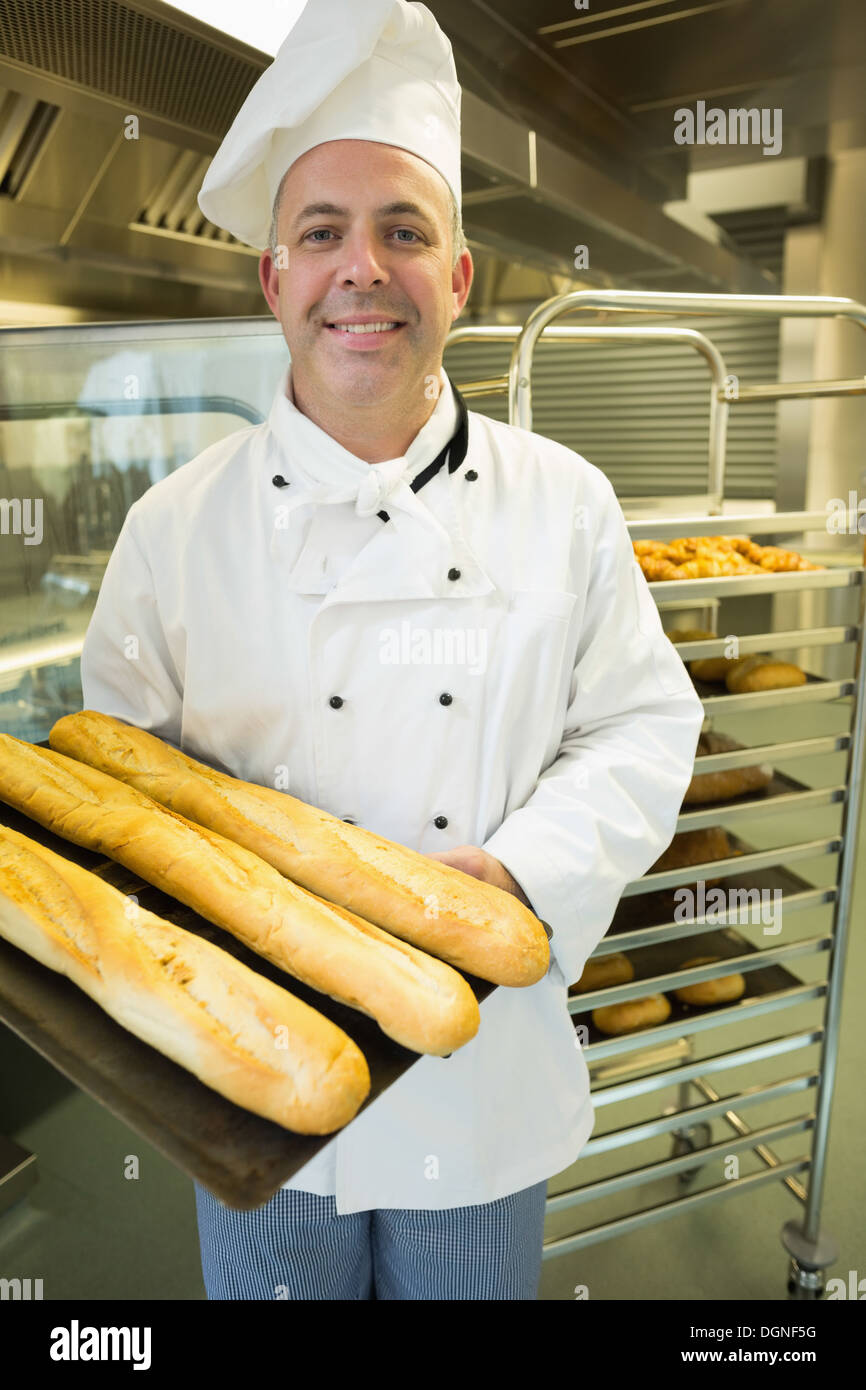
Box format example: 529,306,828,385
193,1179,548,1300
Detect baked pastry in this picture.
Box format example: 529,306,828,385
673,956,746,1005
683,731,773,805
667,627,740,683
592,994,671,1034
725,655,806,693
635,536,820,582
569,951,634,994
0,732,480,1057
49,710,549,989
0,823,370,1134
652,827,732,873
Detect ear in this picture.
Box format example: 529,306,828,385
259,249,281,318
451,248,474,321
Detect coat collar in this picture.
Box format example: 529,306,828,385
263,364,498,607
266,362,459,495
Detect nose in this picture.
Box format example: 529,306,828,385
336,229,390,291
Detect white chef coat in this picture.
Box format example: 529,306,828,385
80,362,705,1214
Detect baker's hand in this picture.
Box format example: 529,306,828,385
426,844,532,908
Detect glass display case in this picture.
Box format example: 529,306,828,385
0,316,287,741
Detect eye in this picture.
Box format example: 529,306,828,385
392,228,420,243
305,228,335,242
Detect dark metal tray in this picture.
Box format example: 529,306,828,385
0,800,497,1210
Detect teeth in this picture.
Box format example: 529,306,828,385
332,321,399,334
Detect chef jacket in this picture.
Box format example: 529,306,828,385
80,362,705,1214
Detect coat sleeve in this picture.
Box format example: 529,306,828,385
79,505,184,744
481,474,705,987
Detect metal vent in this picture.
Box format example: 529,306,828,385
0,90,59,196
0,0,262,138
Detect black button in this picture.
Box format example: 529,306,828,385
272,474,289,488
465,469,478,481
329,695,344,709
433,815,448,829
439,692,453,705
447,567,461,581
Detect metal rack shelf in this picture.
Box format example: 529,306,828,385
509,289,866,1299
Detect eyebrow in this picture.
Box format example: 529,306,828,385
290,200,437,230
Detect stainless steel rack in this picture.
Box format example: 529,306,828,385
455,289,866,1299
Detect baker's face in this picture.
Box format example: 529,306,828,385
258,139,472,409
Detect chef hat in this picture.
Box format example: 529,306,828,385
197,0,462,250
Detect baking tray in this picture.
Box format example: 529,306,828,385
690,671,828,702
679,767,819,818
0,799,503,1210
569,849,813,1046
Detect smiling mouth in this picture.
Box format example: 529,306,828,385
325,320,406,335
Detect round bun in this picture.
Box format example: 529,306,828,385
674,956,746,1005
570,952,634,994
592,994,671,1035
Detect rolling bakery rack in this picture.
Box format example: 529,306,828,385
447,291,866,1298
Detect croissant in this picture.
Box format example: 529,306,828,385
634,535,819,581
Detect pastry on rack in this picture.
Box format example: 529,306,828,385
592,994,671,1035
667,628,740,684
569,951,634,995
651,826,733,873
635,535,820,581
725,654,807,693
683,731,773,804
673,956,746,1005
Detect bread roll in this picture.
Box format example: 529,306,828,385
48,710,549,987
683,731,773,805
673,956,746,1005
0,733,480,1057
652,827,732,873
666,628,735,684
592,994,671,1035
725,655,807,694
569,951,634,995
0,824,370,1134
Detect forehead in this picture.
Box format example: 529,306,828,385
280,139,451,219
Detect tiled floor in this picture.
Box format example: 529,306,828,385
1,706,863,1300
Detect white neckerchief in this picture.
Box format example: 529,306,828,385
265,364,460,547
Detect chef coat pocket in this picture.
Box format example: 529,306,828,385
508,588,577,623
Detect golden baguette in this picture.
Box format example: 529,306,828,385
49,710,549,987
0,734,480,1057
0,823,370,1134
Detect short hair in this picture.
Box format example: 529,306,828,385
267,166,467,268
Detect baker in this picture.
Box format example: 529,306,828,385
80,0,705,1300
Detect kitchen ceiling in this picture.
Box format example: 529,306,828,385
0,0,861,322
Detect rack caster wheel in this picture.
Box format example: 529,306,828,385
781,1220,838,1300
786,1260,825,1300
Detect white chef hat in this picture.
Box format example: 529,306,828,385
197,0,462,250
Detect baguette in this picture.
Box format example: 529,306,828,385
49,710,549,987
0,824,370,1134
0,734,480,1057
